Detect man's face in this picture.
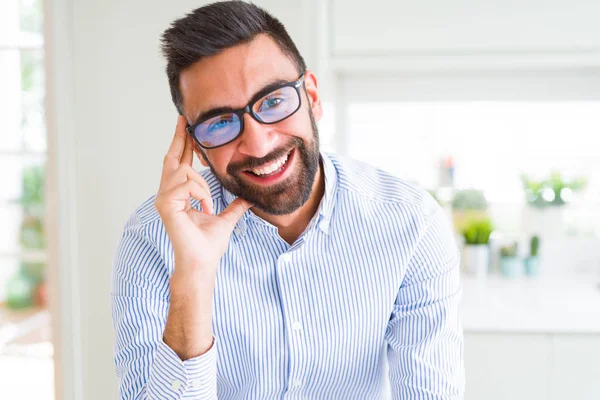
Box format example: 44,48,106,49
179,34,323,215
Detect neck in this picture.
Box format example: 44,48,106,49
251,158,325,245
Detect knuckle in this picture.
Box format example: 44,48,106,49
180,163,192,173
178,164,195,179
184,165,205,184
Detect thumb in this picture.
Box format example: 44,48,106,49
219,198,253,227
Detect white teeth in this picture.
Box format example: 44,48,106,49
250,152,289,176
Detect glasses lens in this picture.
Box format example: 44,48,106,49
194,113,241,148
253,86,300,123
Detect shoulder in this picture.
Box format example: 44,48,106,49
327,153,440,221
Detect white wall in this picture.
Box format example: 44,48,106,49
71,3,182,398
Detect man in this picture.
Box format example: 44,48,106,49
112,1,464,399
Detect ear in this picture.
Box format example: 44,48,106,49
303,70,323,122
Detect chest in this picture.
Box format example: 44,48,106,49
211,228,407,361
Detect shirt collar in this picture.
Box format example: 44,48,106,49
314,151,337,234
221,150,337,238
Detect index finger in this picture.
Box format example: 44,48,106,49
164,115,188,169
181,132,194,167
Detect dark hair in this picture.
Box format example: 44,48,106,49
160,1,307,114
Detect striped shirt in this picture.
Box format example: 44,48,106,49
112,152,464,399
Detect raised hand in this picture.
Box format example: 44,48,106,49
155,115,253,271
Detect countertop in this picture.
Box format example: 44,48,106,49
460,274,600,334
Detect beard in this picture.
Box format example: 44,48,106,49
202,108,321,216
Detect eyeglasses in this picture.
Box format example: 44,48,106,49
186,73,306,149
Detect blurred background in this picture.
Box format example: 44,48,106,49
1,0,600,399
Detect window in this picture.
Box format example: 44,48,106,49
345,101,600,234
0,0,53,398
336,73,600,237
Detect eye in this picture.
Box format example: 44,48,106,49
259,97,284,112
207,116,235,134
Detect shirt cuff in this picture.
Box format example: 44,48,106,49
146,337,217,400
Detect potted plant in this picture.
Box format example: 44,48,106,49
499,242,522,278
521,172,586,238
521,172,586,208
452,189,488,211
524,235,540,276
452,189,488,227
460,216,494,277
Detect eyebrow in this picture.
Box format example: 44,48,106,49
192,78,292,125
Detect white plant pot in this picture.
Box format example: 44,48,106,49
462,245,490,277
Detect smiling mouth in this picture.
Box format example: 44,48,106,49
244,149,293,177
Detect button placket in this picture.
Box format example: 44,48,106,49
276,250,306,394
279,253,292,263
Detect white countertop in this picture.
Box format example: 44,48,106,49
460,274,600,334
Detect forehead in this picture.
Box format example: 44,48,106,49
179,34,300,121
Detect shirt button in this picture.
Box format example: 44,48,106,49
190,378,202,388
171,379,182,391
280,253,291,263
292,321,302,331
319,220,329,230
234,227,243,236
293,379,302,388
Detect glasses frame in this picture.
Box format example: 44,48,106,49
186,73,306,149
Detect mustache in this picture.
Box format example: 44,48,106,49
227,138,301,173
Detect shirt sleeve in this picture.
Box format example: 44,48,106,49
385,195,465,399
111,212,218,399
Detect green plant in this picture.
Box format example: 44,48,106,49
7,164,46,309
521,172,587,208
460,217,494,245
530,235,540,257
19,165,45,213
452,189,488,211
500,242,518,258
18,165,46,250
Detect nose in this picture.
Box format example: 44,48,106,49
236,113,278,158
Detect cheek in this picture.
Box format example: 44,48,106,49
277,113,312,141
208,150,236,174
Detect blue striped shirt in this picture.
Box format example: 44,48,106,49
112,152,464,399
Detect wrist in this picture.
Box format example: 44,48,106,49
170,267,216,293
163,327,214,360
